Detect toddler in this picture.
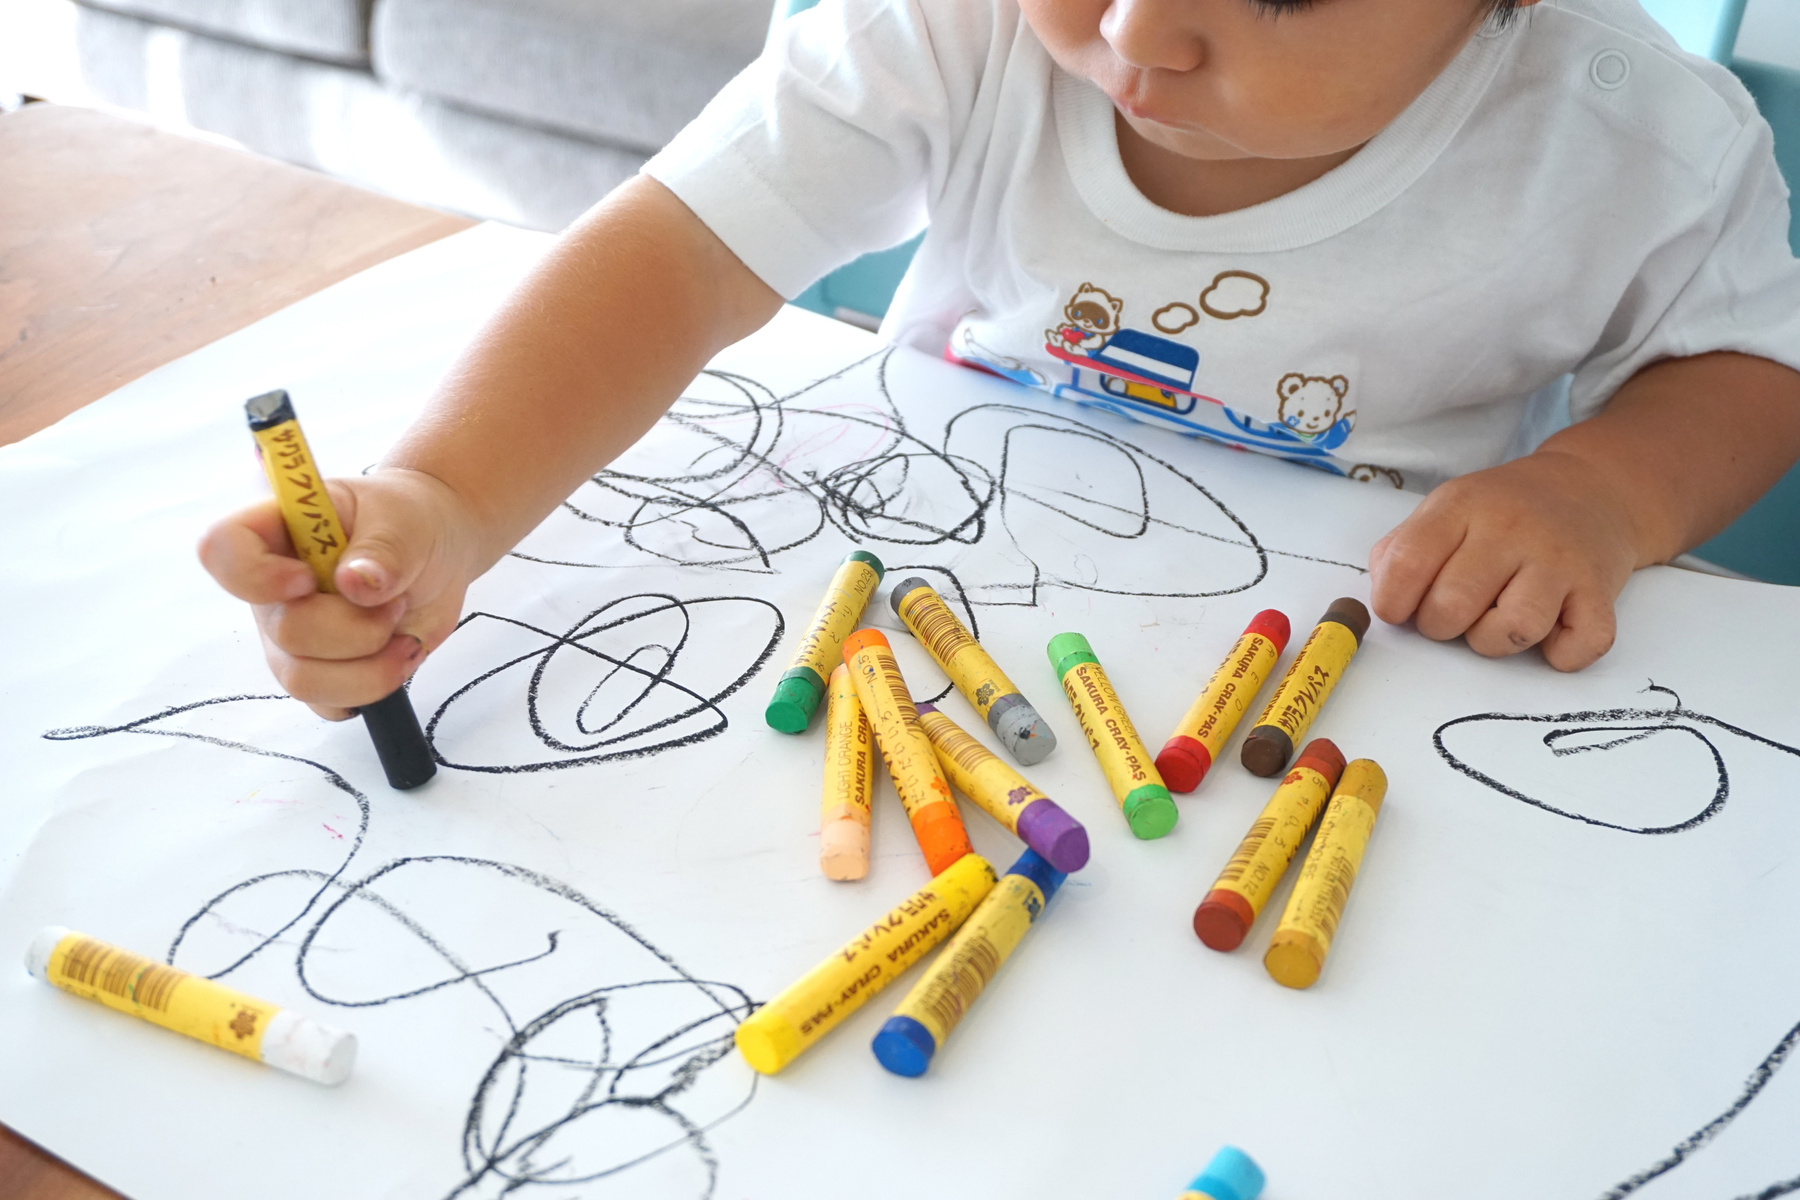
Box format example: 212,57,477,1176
201,0,1800,717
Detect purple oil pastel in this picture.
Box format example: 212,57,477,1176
1015,798,1090,873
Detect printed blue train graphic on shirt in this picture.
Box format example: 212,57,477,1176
949,275,1403,488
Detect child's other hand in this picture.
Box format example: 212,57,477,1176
197,469,483,719
1367,450,1638,671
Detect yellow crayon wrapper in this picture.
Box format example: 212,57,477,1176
766,552,885,733
1155,610,1289,793
43,931,275,1059
886,872,1043,1050
26,927,355,1085
735,853,997,1074
820,663,875,881
1252,622,1358,741
1192,739,1345,952
916,703,1090,873
246,391,348,592
1174,629,1282,751
1265,759,1388,989
1241,598,1369,777
892,583,1013,718
913,707,1045,834
243,390,437,792
1212,765,1336,917
842,630,972,875
1048,633,1178,840
891,578,1057,765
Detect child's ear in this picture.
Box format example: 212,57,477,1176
1278,373,1305,399
1329,376,1349,398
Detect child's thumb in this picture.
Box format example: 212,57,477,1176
333,520,424,608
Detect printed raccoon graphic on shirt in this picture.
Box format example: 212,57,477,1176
1044,283,1123,355
952,271,1395,482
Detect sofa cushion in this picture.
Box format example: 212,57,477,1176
78,0,372,65
69,4,647,231
372,0,768,154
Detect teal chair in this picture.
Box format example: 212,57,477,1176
1644,0,1800,582
770,0,923,329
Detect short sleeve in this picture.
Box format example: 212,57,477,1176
1569,111,1800,422
643,0,984,300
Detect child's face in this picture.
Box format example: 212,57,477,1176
1021,0,1522,163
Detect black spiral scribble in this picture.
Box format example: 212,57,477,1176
424,593,784,774
522,348,1362,595
42,592,776,1196
1434,683,1800,1197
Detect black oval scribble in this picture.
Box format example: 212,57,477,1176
1434,682,1800,1196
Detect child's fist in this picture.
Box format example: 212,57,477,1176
197,468,482,718
1368,449,1639,671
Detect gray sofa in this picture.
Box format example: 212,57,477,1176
3,0,770,231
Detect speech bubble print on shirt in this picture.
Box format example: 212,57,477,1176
1152,302,1200,334
1198,270,1270,320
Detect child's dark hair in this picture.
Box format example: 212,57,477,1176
1256,0,1523,24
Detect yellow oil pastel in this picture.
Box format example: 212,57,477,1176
1155,610,1289,793
1193,740,1345,953
1265,759,1388,989
1241,598,1369,778
913,706,1045,834
27,926,356,1085
889,579,1056,764
765,551,885,733
886,872,1041,1050
246,390,348,592
43,930,275,1060
1172,628,1281,754
891,581,1012,724
734,853,996,1075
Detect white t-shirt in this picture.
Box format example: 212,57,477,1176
645,0,1800,491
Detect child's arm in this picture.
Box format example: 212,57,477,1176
197,177,783,717
1369,352,1800,670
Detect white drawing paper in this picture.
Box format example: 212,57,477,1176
1,223,1797,1200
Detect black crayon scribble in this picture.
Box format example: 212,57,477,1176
43,339,1795,1198
424,593,783,774
517,348,1364,597
45,646,762,1196
46,694,368,979
1434,684,1800,835
1434,683,1800,1197
1598,1015,1800,1200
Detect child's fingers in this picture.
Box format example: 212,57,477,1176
1463,566,1566,657
1368,504,1468,626
256,594,408,660
1539,589,1618,672
197,507,318,605
262,628,427,711
329,479,440,609
1409,534,1520,642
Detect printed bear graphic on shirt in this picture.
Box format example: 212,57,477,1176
1276,373,1353,439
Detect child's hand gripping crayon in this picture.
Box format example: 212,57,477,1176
199,392,484,787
